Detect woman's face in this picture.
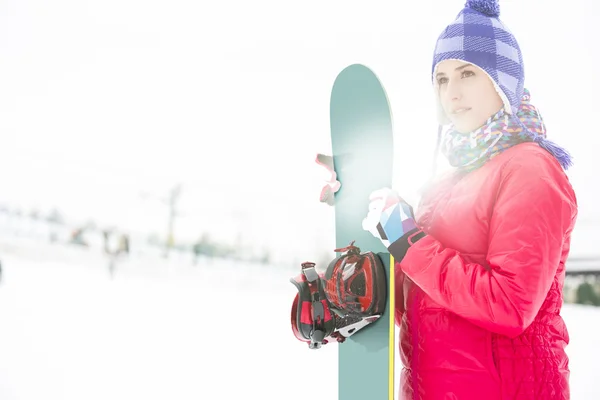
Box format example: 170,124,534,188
435,59,504,133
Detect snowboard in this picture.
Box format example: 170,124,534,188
329,64,395,400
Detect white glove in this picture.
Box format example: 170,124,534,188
362,188,418,248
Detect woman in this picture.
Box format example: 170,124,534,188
362,1,578,399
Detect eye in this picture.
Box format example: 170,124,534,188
437,76,448,85
461,70,475,78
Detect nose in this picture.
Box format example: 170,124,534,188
446,79,462,102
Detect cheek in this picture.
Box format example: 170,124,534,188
461,83,478,103
479,90,503,117
471,78,502,112
439,88,452,112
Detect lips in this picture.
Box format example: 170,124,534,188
452,107,471,115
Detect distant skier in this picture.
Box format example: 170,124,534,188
118,233,130,256
102,229,129,278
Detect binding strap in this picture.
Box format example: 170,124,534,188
290,262,335,349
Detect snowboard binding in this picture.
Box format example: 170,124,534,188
290,241,387,349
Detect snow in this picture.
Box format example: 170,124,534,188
0,237,598,399
560,304,600,399
0,236,337,400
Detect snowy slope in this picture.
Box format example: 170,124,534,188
0,238,598,400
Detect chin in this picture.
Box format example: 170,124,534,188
451,122,474,134
453,118,486,134
454,125,470,134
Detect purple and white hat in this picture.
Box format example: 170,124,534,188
431,0,524,125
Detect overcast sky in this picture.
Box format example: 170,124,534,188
0,0,598,260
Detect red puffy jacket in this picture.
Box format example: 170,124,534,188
391,143,578,399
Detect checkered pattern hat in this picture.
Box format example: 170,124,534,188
432,0,524,125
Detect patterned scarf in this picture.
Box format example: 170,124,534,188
440,89,572,172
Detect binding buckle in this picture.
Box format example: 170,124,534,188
301,262,328,349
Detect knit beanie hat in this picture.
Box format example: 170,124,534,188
431,0,523,125
429,0,573,170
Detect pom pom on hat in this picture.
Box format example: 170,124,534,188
465,0,500,17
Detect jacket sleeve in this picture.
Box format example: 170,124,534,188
389,153,577,338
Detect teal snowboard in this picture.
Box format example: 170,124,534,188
329,64,395,400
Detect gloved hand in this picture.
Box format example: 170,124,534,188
362,188,425,258
315,153,341,206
